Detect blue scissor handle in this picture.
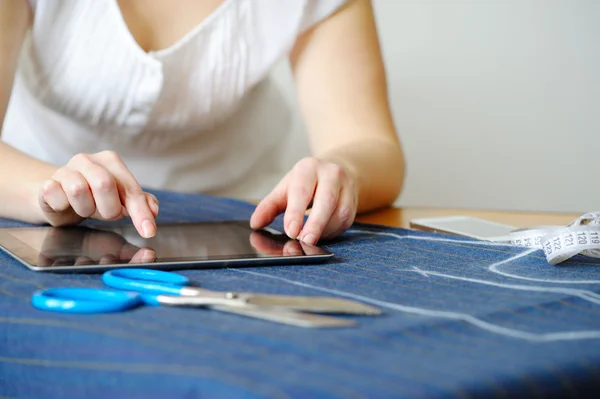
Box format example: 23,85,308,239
32,288,142,314
102,268,190,296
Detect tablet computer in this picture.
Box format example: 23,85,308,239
0,221,333,272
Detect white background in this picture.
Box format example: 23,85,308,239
272,0,599,213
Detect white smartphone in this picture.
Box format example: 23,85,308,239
409,216,516,241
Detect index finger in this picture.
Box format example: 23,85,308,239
98,156,156,238
284,173,317,240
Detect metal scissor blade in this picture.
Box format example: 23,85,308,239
242,294,382,316
153,295,357,328
210,304,356,328
153,295,237,307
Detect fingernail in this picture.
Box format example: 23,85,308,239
142,219,154,238
287,221,299,239
302,234,316,246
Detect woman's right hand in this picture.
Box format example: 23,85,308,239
38,151,159,238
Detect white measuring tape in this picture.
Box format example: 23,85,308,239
492,212,600,265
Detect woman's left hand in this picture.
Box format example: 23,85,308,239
250,157,358,245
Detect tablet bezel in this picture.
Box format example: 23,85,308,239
0,221,334,273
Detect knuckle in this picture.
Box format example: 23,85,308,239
70,153,92,166
338,206,351,221
126,187,145,198
318,192,338,209
98,150,121,162
293,184,312,201
123,189,146,208
327,163,345,179
89,172,114,192
67,181,87,197
296,157,320,172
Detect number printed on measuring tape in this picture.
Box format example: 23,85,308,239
504,212,600,265
564,233,575,247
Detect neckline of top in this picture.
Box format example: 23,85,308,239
108,0,235,64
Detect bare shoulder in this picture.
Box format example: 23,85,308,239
0,0,31,56
0,0,31,31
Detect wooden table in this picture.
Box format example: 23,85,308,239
355,207,581,229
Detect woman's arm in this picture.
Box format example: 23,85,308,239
251,0,404,244
290,0,405,213
0,0,56,223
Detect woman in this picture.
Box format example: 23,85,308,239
0,0,405,245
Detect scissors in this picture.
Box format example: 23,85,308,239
31,268,381,328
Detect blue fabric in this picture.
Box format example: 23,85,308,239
1,190,599,398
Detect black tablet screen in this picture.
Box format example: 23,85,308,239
0,221,332,272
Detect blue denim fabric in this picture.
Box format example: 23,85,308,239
1,190,599,398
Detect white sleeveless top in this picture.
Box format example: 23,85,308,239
2,0,346,199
